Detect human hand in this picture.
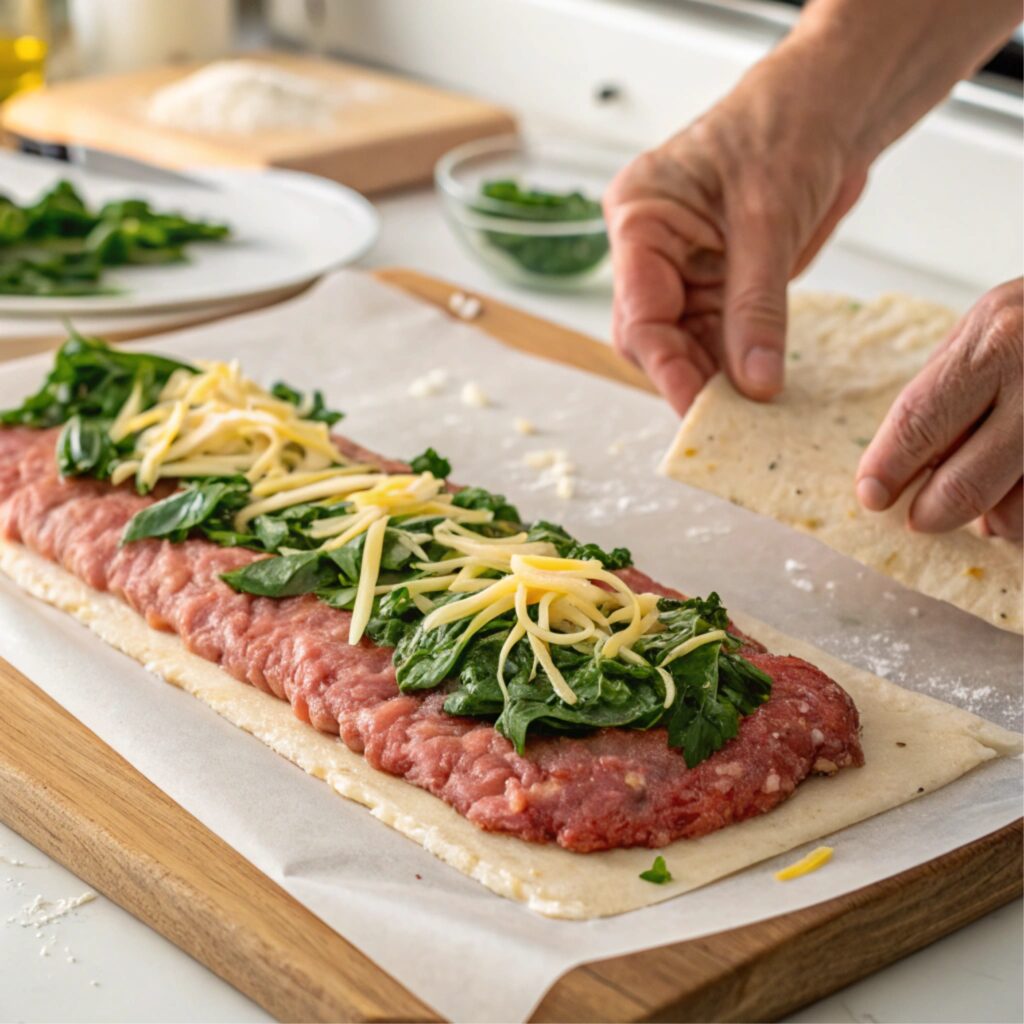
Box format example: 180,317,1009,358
604,46,869,415
605,0,1020,418
856,278,1023,540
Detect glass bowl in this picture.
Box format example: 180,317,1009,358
435,135,619,291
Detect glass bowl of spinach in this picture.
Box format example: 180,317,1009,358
436,136,617,290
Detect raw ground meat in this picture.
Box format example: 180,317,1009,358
0,427,864,851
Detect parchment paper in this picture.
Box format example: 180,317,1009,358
0,272,1020,1023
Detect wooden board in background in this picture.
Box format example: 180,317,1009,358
0,268,1020,1023
3,53,516,195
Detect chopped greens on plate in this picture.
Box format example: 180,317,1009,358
0,179,230,297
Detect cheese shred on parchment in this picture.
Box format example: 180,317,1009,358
774,845,834,881
107,359,730,699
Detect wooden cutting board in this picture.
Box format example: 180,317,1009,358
2,53,516,194
0,267,1020,1023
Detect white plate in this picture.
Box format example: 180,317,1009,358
0,151,379,316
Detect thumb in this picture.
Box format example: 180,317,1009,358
722,214,791,401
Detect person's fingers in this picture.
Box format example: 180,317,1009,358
792,169,868,278
683,310,724,368
625,321,716,416
611,237,684,355
721,210,791,401
982,479,1023,541
681,283,723,317
609,226,717,414
606,193,722,278
907,405,1022,532
682,247,725,286
856,343,998,512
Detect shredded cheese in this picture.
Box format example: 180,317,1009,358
109,359,356,496
774,846,834,881
660,630,727,668
106,359,731,711
349,516,389,645
412,548,696,705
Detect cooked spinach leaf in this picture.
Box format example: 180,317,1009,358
56,414,120,478
364,586,420,647
639,856,672,884
122,478,250,543
393,592,513,692
450,486,521,524
409,447,451,478
526,520,632,569
635,594,772,768
371,579,770,760
220,549,338,598
0,331,195,428
494,645,665,753
270,381,344,426
221,524,428,599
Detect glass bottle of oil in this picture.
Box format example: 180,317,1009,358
0,0,48,102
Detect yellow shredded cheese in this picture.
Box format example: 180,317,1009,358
774,846,834,881
108,358,359,497
348,515,389,645
105,358,732,709
411,547,695,705
660,629,727,668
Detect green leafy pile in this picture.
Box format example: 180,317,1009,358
213,496,770,764
0,179,230,297
364,587,770,765
476,179,609,278
0,332,341,495
2,336,773,765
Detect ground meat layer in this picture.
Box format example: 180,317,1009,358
0,427,864,852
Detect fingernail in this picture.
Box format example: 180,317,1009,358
743,347,783,393
857,476,890,511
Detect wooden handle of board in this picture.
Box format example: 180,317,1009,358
373,267,656,395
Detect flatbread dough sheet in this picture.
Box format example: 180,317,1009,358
3,539,1019,919
660,292,1022,634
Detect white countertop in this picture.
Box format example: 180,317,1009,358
1,187,1020,1024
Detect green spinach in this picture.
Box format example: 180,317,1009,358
409,447,451,478
270,382,344,426
0,180,230,297
639,856,672,884
0,330,195,428
121,478,251,544
56,414,120,478
477,179,609,278
526,520,632,569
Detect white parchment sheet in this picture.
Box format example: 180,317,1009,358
0,273,1020,1023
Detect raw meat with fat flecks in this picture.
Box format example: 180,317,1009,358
0,427,864,851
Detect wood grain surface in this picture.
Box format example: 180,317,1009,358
0,268,1020,1023
2,54,515,195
